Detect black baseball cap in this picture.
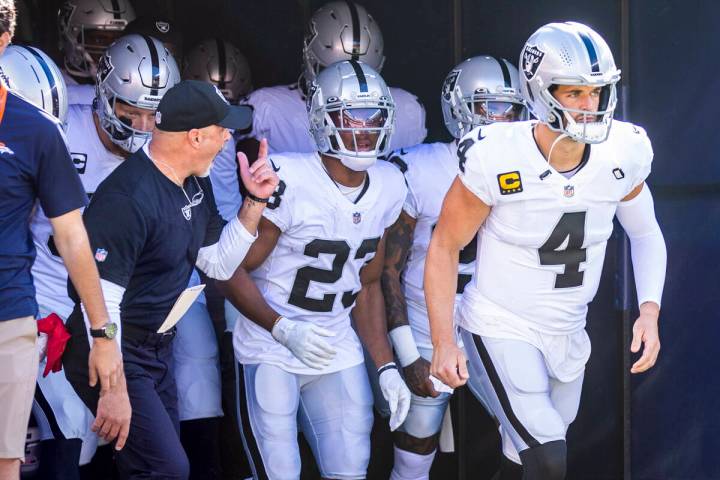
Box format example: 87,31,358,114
155,80,253,132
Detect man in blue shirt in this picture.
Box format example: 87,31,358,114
0,3,126,478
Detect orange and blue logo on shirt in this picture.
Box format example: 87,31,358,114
0,142,14,156
497,171,523,195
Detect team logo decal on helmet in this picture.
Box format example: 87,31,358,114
522,45,545,80
58,4,75,29
442,70,460,101
96,54,113,83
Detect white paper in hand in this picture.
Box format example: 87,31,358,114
429,374,454,394
156,284,206,333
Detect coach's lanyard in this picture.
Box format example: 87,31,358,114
0,84,7,127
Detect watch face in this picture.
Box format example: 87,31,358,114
105,322,118,339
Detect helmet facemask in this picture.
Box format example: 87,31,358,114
95,91,154,153
540,80,618,144
448,85,527,138
318,100,393,171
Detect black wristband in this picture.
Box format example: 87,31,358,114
245,192,269,203
377,362,398,375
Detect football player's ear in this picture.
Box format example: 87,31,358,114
188,129,202,148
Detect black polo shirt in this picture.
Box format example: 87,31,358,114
71,147,225,332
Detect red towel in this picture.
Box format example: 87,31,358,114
36,313,71,377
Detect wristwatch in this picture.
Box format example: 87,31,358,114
89,322,118,340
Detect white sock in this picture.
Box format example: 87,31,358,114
389,446,436,480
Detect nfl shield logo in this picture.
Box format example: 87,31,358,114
94,248,108,262
522,44,545,80
563,185,575,198
353,212,362,224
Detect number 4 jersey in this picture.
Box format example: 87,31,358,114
233,152,407,374
458,120,653,337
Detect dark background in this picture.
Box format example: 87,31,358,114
17,0,720,478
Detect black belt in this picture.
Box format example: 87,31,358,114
122,323,176,348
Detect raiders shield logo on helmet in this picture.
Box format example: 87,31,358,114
522,45,545,81
96,54,113,83
442,70,461,101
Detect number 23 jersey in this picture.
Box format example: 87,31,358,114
233,152,407,374
458,120,653,336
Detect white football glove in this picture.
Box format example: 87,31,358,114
271,317,336,369
378,364,411,431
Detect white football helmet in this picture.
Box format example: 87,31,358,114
308,60,394,171
183,39,252,103
519,21,621,143
95,34,181,153
302,1,384,90
58,0,136,80
0,45,68,125
441,55,527,139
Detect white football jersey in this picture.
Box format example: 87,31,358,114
30,104,124,317
233,152,407,374
242,83,427,154
457,120,653,336
388,142,476,348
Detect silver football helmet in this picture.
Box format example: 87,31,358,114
441,55,527,139
302,1,385,90
519,21,621,143
58,0,136,80
308,60,394,171
95,34,181,153
183,39,252,103
0,45,69,125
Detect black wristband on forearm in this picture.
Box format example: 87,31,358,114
245,192,269,203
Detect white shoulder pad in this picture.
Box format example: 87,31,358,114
611,120,654,190
260,152,309,231
456,123,513,206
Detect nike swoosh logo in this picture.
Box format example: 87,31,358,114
270,158,280,172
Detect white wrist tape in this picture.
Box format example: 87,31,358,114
616,185,667,307
81,278,124,348
196,215,257,280
388,325,421,367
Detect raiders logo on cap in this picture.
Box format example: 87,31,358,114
155,21,170,33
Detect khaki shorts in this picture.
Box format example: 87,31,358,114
0,315,38,460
